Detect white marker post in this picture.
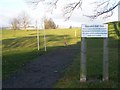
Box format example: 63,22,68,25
36,20,40,51
43,3,47,52
43,20,47,52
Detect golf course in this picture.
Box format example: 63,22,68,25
1,24,119,88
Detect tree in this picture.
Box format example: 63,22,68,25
44,18,56,29
10,17,20,30
109,21,120,38
18,11,31,30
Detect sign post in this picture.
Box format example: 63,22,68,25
80,37,87,82
103,38,109,81
80,24,108,82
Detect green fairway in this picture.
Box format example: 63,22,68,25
2,28,80,79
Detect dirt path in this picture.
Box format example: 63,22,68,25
3,44,80,88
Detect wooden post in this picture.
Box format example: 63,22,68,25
80,37,87,82
103,38,109,81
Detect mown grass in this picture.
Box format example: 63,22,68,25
54,38,119,88
2,28,80,80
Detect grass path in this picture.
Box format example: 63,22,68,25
2,44,80,88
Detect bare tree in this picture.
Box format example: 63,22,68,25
18,11,31,30
10,17,20,30
44,18,56,29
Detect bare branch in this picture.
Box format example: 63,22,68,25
63,0,82,20
85,0,120,19
26,0,119,20
26,0,82,20
25,0,45,9
45,0,59,13
26,0,59,11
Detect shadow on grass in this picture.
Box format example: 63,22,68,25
2,34,79,80
2,35,73,49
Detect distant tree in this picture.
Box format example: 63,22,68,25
10,18,20,30
44,18,56,29
56,25,59,28
18,11,31,30
69,26,72,29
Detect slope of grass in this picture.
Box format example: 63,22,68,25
2,28,80,80
54,38,119,88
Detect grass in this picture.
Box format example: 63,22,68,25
54,38,119,88
2,28,80,80
2,26,119,88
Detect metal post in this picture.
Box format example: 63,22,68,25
103,38,109,81
36,20,40,51
43,27,47,52
42,17,46,52
43,2,47,52
80,37,87,82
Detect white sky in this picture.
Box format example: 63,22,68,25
0,0,119,28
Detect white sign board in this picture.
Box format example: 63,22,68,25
81,24,108,37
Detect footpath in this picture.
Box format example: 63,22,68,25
3,44,80,88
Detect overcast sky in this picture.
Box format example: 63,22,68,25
0,0,119,28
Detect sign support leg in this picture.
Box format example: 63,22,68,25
80,37,87,82
103,38,109,81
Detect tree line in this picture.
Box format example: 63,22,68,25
10,11,57,30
